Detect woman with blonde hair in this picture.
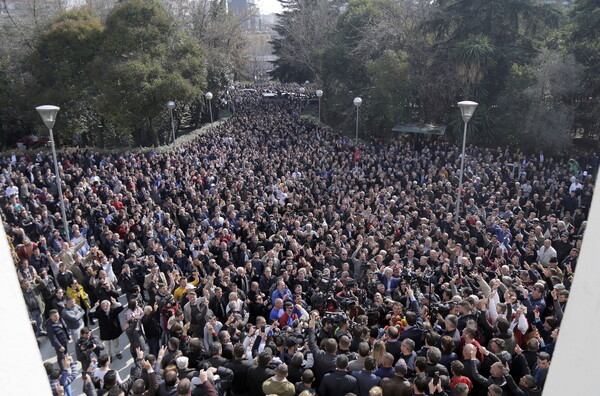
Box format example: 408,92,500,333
372,339,386,367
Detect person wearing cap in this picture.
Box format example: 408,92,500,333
176,356,197,380
551,285,568,322
318,354,359,396
379,357,411,396
262,363,295,396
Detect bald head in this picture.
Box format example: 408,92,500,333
463,343,476,359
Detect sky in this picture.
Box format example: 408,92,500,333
258,0,283,14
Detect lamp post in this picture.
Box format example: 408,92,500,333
353,97,362,146
205,92,213,123
455,100,478,223
229,85,235,115
166,101,176,143
316,90,323,123
35,105,70,240
299,87,305,95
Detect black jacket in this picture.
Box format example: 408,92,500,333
224,359,253,394
385,340,402,364
92,305,124,341
308,327,337,388
318,370,359,396
247,365,275,396
399,299,425,350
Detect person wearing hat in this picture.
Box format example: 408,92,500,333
380,358,411,396
262,363,295,396
319,354,359,396
551,284,568,323
176,356,197,380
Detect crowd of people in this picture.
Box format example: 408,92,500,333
7,84,597,396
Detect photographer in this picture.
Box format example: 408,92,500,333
76,327,104,370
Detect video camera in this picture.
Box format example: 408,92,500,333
429,301,454,318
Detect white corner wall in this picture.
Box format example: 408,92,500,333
544,176,600,395
0,223,52,395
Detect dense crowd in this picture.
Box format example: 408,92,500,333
7,84,597,396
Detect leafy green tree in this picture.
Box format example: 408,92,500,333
451,34,496,101
365,50,412,133
429,0,561,103
94,0,206,146
570,0,600,138
496,49,582,153
26,8,104,145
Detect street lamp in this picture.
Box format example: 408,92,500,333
166,101,176,143
229,86,235,114
455,100,478,223
205,92,213,123
299,87,306,94
315,90,323,123
353,97,362,146
35,105,70,240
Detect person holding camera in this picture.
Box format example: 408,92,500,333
76,327,104,370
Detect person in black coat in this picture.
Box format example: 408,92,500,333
209,288,228,323
307,315,338,389
141,305,163,356
207,343,229,369
247,351,275,396
399,288,425,351
46,309,70,369
224,344,253,396
76,326,104,370
91,298,124,359
318,355,359,396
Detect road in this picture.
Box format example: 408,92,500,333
40,294,137,396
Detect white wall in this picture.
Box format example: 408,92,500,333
544,176,600,395
0,223,52,394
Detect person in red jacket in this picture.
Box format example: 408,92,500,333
450,360,473,392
